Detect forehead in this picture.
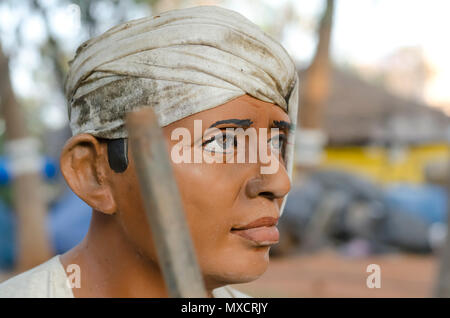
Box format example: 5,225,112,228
165,95,290,132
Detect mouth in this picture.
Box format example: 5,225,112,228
230,217,279,246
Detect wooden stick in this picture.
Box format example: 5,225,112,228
126,107,207,298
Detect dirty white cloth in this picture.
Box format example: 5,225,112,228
0,256,73,298
0,255,250,298
65,5,299,202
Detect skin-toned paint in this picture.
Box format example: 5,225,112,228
59,94,291,297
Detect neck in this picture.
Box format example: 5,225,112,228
61,210,205,297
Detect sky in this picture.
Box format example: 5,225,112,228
332,0,450,113
231,0,450,114
1,0,449,129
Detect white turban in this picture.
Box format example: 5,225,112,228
65,5,299,211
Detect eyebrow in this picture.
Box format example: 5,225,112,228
209,119,253,129
272,120,292,132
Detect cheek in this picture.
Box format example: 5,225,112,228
171,161,270,282
112,167,158,260
172,162,237,229
171,161,247,249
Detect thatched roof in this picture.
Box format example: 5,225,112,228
298,68,450,145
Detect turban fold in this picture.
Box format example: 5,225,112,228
65,5,299,212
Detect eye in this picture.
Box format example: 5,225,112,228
269,134,287,154
202,131,237,153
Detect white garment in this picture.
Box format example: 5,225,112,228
0,256,250,298
0,256,73,298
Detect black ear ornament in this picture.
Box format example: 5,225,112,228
107,138,129,173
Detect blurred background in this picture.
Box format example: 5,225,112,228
0,0,448,297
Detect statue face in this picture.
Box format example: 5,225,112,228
113,94,291,289
62,94,291,291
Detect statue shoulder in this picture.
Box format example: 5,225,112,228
212,285,252,298
0,255,73,298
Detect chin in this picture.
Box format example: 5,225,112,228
204,245,272,288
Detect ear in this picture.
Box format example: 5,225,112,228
60,133,117,214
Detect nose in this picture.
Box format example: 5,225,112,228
245,157,291,201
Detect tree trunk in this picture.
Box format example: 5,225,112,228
434,157,450,297
299,0,334,130
0,45,52,272
294,0,334,170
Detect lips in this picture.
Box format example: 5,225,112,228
231,217,279,246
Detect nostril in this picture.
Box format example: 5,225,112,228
259,191,275,200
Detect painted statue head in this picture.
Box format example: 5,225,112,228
60,6,299,297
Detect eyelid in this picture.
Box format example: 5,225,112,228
193,127,223,147
202,128,235,142
201,136,214,146
202,131,237,154
201,129,236,147
268,130,287,139
269,134,287,157
268,133,287,143
200,127,287,147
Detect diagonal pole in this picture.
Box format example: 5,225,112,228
126,107,207,298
